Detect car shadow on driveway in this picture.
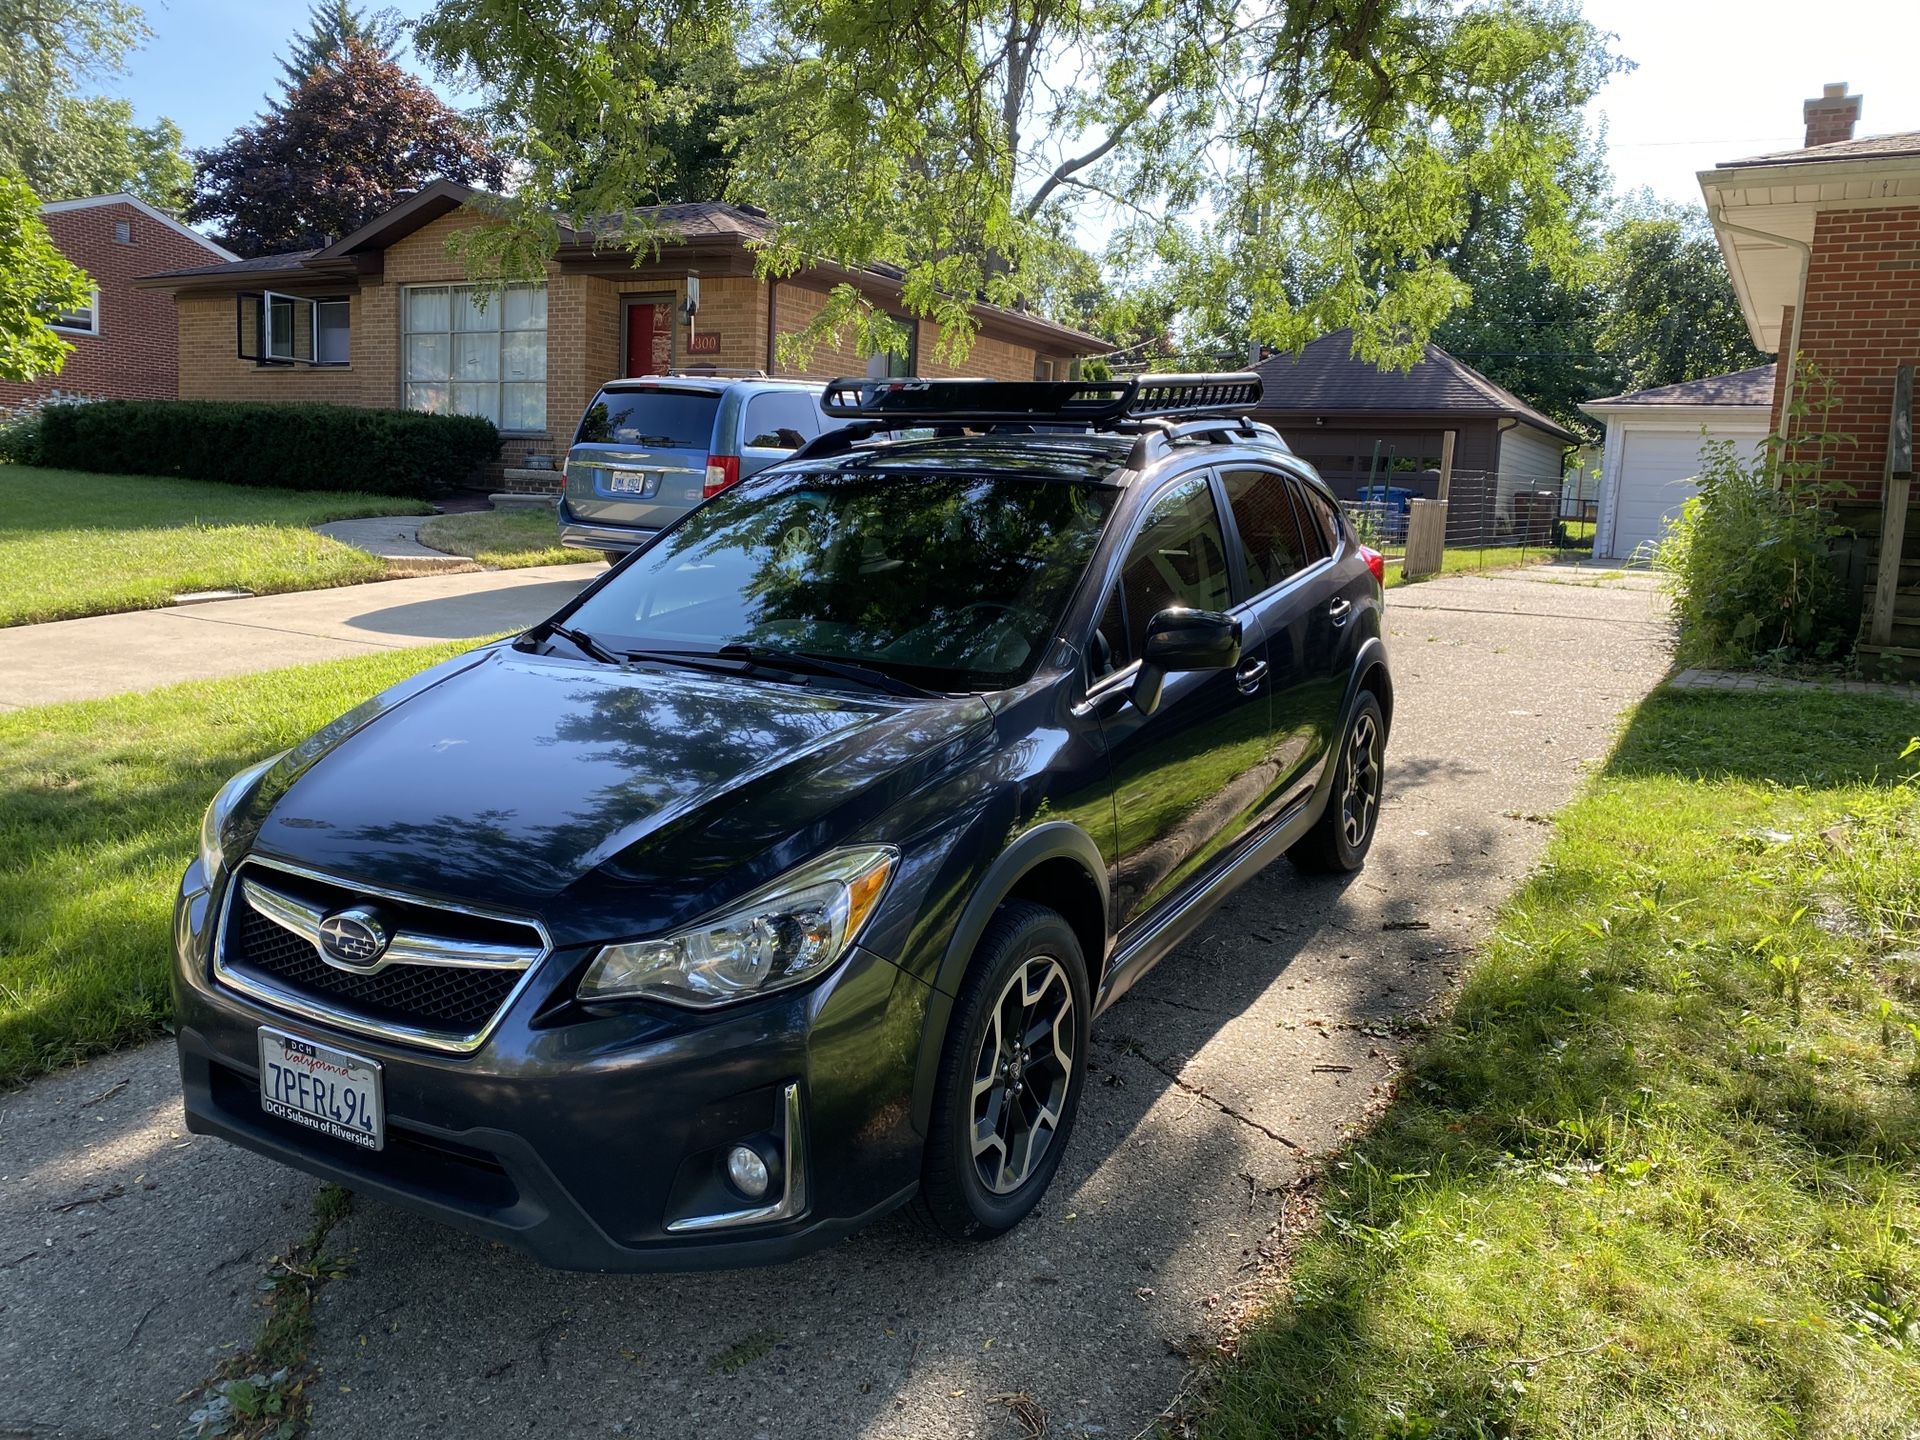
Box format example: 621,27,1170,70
343,577,597,642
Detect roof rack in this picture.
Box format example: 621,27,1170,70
819,372,1263,425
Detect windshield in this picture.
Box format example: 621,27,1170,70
576,388,720,449
563,464,1118,691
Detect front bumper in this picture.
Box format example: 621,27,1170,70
172,872,930,1271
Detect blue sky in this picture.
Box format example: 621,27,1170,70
109,0,1920,212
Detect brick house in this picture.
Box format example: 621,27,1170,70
0,194,237,409
136,180,1107,490
1701,84,1920,664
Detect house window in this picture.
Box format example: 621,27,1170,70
113,219,132,244
265,294,298,360
403,283,547,432
865,316,916,378
50,289,99,335
315,300,350,365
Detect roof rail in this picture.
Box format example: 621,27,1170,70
820,372,1263,425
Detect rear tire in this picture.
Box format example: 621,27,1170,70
916,901,1090,1241
1291,690,1385,874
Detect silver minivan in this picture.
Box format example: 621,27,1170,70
558,374,830,558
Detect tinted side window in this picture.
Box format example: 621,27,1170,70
1221,467,1314,592
1107,475,1232,664
743,391,822,451
1295,481,1340,555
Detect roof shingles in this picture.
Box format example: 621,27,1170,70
1723,130,1920,169
1250,329,1578,441
1587,364,1777,409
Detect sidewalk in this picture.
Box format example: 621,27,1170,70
0,561,603,709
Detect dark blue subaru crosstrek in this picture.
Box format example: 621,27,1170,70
173,373,1392,1270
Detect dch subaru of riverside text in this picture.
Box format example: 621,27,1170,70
173,372,1393,1270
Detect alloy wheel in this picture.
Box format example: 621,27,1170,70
970,955,1075,1195
1340,711,1382,850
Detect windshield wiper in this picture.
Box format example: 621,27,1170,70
537,622,620,665
714,643,935,699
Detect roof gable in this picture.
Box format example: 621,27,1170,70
1250,329,1578,442
38,193,237,262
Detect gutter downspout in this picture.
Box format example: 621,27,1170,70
1709,204,1811,460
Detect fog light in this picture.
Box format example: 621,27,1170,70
726,1144,770,1199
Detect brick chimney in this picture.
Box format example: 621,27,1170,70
1803,83,1862,148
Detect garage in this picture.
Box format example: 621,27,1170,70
1582,365,1775,561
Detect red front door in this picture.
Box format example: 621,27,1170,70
624,302,670,377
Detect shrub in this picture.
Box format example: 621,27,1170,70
0,391,100,466
1655,437,1853,666
35,400,499,498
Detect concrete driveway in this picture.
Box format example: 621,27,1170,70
0,561,602,710
0,566,1671,1440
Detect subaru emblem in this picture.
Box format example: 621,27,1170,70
317,906,391,970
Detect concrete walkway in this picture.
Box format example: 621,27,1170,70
0,569,1673,1440
0,562,604,709
315,514,473,568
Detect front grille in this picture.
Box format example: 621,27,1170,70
217,861,546,1047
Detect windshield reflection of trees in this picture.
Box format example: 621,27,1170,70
585,473,1115,685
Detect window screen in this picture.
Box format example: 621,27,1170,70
1105,475,1232,663
1221,467,1316,592
315,300,350,365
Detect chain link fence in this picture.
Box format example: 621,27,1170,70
1340,470,1601,574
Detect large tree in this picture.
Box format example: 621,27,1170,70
414,0,1623,365
274,0,405,102
0,0,191,210
188,36,505,257
0,171,94,383
1597,195,1765,394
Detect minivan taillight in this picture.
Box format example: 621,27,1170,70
703,454,740,498
1359,545,1385,586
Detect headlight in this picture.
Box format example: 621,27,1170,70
196,754,285,883
578,847,897,1008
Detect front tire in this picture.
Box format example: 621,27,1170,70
1291,690,1386,874
917,901,1090,1240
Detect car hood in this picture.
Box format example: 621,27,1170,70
241,647,993,944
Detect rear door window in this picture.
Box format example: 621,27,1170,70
1293,481,1341,555
576,388,720,448
742,391,823,452
1220,467,1318,593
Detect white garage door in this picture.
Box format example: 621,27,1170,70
1606,427,1763,559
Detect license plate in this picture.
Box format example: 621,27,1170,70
257,1027,384,1151
606,469,651,495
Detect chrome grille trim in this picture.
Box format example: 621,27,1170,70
212,856,553,1056
239,877,542,974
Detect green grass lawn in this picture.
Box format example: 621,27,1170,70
0,467,430,626
1203,687,1920,1438
416,508,599,568
0,642,474,1085
1384,544,1557,588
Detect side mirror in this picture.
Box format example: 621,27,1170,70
1131,607,1241,716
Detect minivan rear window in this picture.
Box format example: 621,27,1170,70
576,388,720,449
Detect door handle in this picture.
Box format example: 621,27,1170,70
1328,597,1353,627
1235,658,1269,694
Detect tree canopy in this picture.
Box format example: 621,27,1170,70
273,0,405,103
0,0,190,210
187,35,505,257
414,0,1624,366
0,171,95,383
1596,195,1765,395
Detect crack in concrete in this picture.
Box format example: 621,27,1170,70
1111,1035,1303,1150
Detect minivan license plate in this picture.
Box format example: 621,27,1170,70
257,1028,384,1151
607,469,651,495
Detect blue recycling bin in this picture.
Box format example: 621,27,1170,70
1352,484,1415,539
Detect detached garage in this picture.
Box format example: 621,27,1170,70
1581,365,1775,561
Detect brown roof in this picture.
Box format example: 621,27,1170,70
1723,130,1920,168
1587,364,1776,408
145,249,319,279
1250,329,1579,442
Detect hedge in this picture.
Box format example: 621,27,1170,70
35,401,500,498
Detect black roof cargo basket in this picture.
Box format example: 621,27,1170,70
820,372,1263,425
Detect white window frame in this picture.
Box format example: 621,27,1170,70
401,282,548,434
314,298,351,367
50,288,100,336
